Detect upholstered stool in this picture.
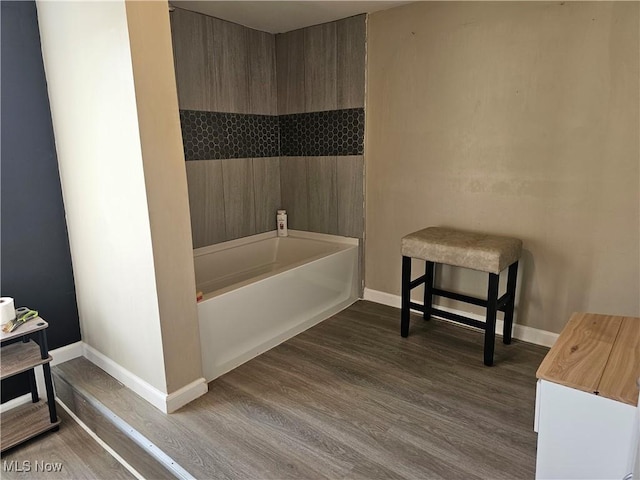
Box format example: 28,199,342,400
401,227,522,366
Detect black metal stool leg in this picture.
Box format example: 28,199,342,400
401,256,411,337
484,273,499,366
38,330,58,423
503,261,519,344
423,261,434,321
22,334,39,403
27,369,39,403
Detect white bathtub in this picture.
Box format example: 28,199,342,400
194,230,359,381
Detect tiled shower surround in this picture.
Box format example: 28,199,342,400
180,108,365,160
279,109,365,157
179,111,280,160
170,8,365,248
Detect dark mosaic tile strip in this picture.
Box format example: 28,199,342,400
279,108,364,157
180,111,280,160
179,108,364,160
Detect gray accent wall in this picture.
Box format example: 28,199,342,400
276,16,366,239
276,16,365,114
170,8,366,247
171,9,277,115
1,1,81,402
171,8,280,247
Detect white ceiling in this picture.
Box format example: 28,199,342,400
171,1,412,34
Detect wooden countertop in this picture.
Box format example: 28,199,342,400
537,312,640,406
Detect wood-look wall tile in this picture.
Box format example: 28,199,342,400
358,238,365,297
279,157,308,230
337,155,364,238
337,15,366,109
222,159,256,240
207,16,250,114
276,30,305,115
304,23,337,112
253,157,281,233
247,29,277,115
185,161,226,248
307,156,338,234
170,9,209,110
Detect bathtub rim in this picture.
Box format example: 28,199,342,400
193,230,358,258
194,230,359,301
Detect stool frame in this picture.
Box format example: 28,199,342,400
400,257,519,366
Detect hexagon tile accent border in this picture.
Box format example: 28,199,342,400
179,110,280,160
279,108,364,157
179,108,365,160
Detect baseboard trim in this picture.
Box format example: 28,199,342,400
2,340,207,414
82,344,168,413
363,287,558,348
0,393,32,413
165,377,208,414
82,344,207,413
51,341,84,365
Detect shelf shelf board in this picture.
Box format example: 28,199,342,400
0,340,51,380
1,318,48,343
1,400,60,452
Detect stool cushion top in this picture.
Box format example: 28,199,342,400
401,227,522,274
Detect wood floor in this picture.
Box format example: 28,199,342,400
4,300,548,479
0,404,136,479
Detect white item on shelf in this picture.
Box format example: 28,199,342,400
0,297,16,325
276,209,288,237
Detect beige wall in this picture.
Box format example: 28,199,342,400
366,2,639,333
125,1,203,395
37,0,204,405
37,0,167,391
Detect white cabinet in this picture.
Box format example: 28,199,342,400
535,379,638,479
535,313,640,480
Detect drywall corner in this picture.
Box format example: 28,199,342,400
125,0,205,395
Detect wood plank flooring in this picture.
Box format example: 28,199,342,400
0,404,136,479
21,301,546,479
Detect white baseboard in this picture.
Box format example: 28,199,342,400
2,340,207,414
363,287,558,348
165,377,208,414
0,394,31,413
82,344,168,412
82,344,207,414
82,344,209,413
50,341,84,365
